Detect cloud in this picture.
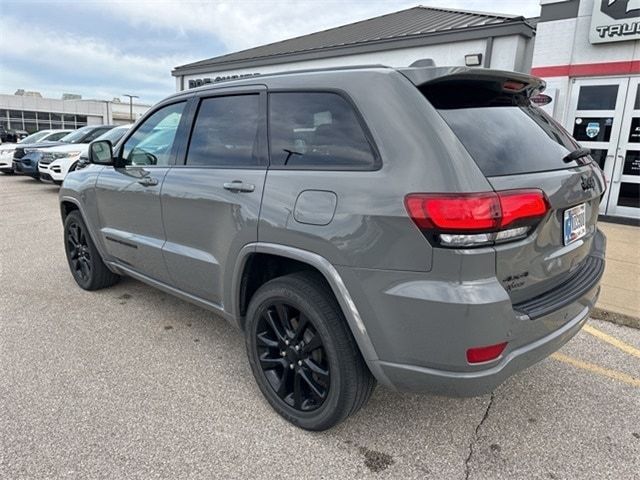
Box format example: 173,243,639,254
80,0,540,53
0,14,202,103
0,0,541,103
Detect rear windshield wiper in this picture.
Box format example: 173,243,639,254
563,147,590,163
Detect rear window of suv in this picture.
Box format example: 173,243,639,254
421,79,581,177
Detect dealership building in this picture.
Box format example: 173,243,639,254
173,1,639,220
0,93,151,133
532,0,640,219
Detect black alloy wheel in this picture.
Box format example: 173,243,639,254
67,220,93,283
256,301,330,411
245,272,375,431
63,210,119,290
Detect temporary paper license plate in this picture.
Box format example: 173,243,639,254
563,203,586,245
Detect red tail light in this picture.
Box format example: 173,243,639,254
467,342,508,364
499,191,549,228
404,189,549,247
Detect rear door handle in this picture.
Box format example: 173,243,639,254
223,181,255,193
138,176,159,187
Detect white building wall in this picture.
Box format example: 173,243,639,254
532,0,640,125
0,94,151,128
0,94,106,123
179,34,532,91
490,36,522,71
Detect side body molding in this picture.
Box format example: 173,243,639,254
229,242,391,387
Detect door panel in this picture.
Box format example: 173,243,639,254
161,168,266,305
95,101,188,281
96,166,171,281
161,90,267,306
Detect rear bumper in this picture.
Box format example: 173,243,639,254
374,284,598,396
338,229,606,395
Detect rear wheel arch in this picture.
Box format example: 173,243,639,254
232,244,389,386
237,252,329,327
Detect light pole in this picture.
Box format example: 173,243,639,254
123,94,139,122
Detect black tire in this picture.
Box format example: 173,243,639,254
64,210,120,290
245,271,375,431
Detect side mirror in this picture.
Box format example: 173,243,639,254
89,140,114,165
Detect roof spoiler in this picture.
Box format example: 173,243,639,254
399,66,546,97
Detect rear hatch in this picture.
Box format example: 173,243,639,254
409,68,605,304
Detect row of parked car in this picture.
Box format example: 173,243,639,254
0,124,132,184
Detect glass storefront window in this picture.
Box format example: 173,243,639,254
629,118,640,142
589,149,608,169
572,117,613,142
617,183,640,208
577,85,619,110
623,151,640,176
23,122,37,134
9,110,22,120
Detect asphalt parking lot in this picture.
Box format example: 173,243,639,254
1,174,639,479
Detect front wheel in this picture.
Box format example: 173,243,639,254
245,272,375,431
64,210,119,290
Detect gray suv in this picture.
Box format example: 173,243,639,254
59,64,606,430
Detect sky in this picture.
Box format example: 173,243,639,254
0,0,541,105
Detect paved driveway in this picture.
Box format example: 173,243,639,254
1,175,639,479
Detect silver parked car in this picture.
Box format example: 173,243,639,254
58,63,606,430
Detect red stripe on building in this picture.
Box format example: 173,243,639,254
531,61,640,78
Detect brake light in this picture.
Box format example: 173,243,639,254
503,80,526,92
466,342,508,364
404,190,549,247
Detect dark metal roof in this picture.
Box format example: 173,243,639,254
173,5,536,76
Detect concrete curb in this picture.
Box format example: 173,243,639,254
591,307,640,330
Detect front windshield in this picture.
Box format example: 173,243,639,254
96,126,130,144
59,126,94,144
18,131,49,144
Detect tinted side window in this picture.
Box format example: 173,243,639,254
82,128,112,143
47,131,70,141
122,102,185,166
186,95,261,167
269,92,376,169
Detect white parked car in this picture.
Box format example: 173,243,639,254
0,129,71,173
39,124,132,184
